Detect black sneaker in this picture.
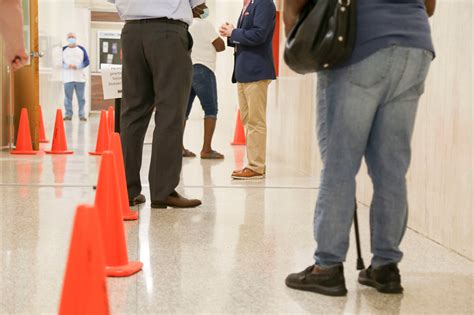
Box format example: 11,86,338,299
129,194,146,207
285,265,347,296
80,116,87,121
63,116,72,121
358,263,403,294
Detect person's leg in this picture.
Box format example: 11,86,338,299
183,83,197,157
120,22,155,200
75,82,86,118
243,80,270,174
314,48,397,267
237,82,249,131
63,82,74,118
365,48,432,268
143,23,194,201
192,65,222,157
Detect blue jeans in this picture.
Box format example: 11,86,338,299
314,46,432,268
186,64,218,119
64,82,86,118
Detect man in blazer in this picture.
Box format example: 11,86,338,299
220,0,276,180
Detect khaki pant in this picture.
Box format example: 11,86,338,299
237,80,271,174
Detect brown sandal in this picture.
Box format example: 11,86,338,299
201,150,224,160
182,149,196,158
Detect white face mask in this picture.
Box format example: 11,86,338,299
200,8,209,19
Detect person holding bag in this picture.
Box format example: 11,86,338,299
284,0,436,297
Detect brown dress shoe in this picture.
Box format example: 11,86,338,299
231,168,265,180
151,191,201,209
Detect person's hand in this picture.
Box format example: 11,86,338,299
283,0,308,36
10,50,28,71
69,64,77,70
0,0,28,70
219,23,235,38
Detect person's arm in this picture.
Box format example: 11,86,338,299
78,46,90,69
425,0,436,17
283,0,307,36
206,22,225,52
226,37,236,48
212,38,225,52
0,0,28,70
229,1,276,47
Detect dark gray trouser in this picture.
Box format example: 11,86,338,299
120,21,192,201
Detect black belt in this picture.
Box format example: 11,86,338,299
126,17,188,30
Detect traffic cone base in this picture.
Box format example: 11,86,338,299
123,211,138,221
11,108,37,155
46,150,73,155
11,149,37,155
106,261,143,277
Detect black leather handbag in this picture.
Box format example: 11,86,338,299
284,0,357,74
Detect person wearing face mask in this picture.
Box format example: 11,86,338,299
62,32,90,121
182,3,226,159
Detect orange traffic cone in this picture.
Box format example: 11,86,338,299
107,106,115,135
46,109,73,154
95,151,143,277
110,133,138,221
59,205,110,315
11,108,37,155
38,105,49,143
231,109,246,145
89,111,110,156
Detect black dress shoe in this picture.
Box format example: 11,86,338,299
129,194,146,207
358,263,403,294
285,264,347,296
151,191,201,209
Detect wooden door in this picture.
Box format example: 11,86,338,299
13,0,40,150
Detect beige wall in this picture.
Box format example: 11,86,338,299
268,0,473,260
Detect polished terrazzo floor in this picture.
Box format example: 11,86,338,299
0,116,472,314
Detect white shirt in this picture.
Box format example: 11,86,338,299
189,18,219,72
108,0,204,25
62,47,86,83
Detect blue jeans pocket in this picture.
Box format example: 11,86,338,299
349,47,394,89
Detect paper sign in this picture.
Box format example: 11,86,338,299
103,41,109,53
101,66,122,100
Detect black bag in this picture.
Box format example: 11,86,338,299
284,0,357,74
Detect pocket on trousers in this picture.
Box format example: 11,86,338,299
349,47,393,89
187,31,194,51
415,50,433,96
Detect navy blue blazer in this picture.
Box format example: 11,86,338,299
228,0,276,84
